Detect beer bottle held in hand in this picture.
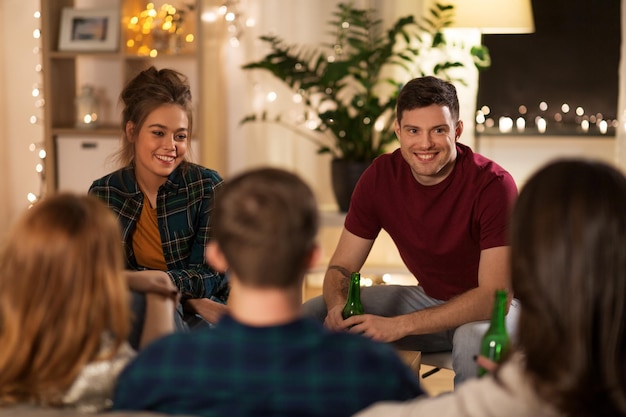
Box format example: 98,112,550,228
342,272,364,319
478,289,510,376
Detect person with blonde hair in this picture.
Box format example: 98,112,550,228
0,193,176,412
356,158,626,417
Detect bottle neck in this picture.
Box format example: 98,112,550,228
347,274,361,301
490,291,507,330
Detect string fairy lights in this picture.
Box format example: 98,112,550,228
28,8,45,207
125,2,197,57
202,0,254,47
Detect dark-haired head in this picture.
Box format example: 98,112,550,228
511,158,626,416
396,76,459,125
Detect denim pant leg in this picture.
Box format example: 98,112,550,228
129,290,189,351
302,285,522,385
128,290,146,351
451,298,521,385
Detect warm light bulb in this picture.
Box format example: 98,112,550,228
498,117,513,133
581,119,590,132
536,117,547,133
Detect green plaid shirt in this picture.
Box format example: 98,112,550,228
89,162,228,301
113,316,424,416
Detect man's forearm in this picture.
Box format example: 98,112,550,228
399,286,498,336
322,265,351,309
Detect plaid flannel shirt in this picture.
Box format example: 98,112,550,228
113,316,424,416
89,162,228,301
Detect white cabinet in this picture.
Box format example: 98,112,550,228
56,135,120,193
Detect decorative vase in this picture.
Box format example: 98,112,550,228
331,159,371,213
75,85,99,129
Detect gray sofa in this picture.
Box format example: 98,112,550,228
0,405,196,417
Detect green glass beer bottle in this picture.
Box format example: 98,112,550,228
477,289,510,377
342,272,364,319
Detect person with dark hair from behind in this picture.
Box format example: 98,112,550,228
0,193,176,413
355,158,626,417
89,66,229,340
112,167,424,417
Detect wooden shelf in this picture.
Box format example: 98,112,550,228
41,0,203,194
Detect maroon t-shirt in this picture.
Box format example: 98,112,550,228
345,144,518,301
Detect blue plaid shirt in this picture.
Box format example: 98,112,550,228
113,315,424,416
89,162,228,301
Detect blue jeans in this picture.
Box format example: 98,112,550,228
128,290,190,350
301,285,520,386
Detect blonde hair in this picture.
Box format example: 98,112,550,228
0,193,130,406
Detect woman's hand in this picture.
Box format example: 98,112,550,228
125,270,180,302
476,355,499,374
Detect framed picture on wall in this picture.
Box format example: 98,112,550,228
58,8,119,52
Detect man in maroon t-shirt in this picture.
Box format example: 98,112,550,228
303,76,520,385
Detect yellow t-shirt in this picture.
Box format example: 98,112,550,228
132,194,167,271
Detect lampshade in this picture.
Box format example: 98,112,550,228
431,0,535,34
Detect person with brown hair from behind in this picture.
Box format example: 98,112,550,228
113,167,424,417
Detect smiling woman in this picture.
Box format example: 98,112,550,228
88,67,230,342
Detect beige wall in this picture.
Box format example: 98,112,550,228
0,0,43,238
0,0,8,237
0,0,625,240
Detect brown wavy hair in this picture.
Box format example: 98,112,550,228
115,66,194,167
511,159,626,416
0,193,130,406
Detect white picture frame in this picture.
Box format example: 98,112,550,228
58,8,119,52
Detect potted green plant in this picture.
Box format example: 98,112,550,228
241,2,490,211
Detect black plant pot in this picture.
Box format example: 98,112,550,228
331,159,371,213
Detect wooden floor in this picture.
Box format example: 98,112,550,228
420,366,454,396
302,282,454,396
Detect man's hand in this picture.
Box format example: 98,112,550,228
185,297,228,324
125,270,179,302
344,314,406,342
323,305,349,331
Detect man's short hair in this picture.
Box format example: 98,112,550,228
396,76,459,124
212,167,319,288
